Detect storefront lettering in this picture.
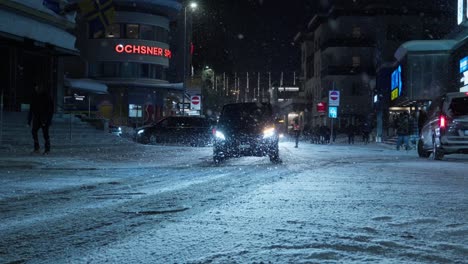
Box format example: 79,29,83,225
115,44,172,58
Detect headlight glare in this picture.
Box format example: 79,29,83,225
215,130,226,140
263,127,276,138
137,129,144,135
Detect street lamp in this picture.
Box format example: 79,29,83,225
182,1,197,115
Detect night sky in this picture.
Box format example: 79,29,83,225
191,0,316,75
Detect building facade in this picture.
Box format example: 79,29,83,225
296,0,454,138
74,0,183,127
0,0,78,113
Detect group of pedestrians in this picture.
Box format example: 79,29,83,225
303,125,332,145
394,112,412,151
345,121,372,145
294,114,417,151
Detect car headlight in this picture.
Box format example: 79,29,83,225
215,130,226,140
263,127,276,138
137,129,144,135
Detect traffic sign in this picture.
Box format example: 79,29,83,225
328,106,338,118
329,90,340,106
191,95,201,110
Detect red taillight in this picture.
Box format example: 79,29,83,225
212,128,216,135
439,115,446,128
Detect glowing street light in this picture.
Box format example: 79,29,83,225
182,1,198,115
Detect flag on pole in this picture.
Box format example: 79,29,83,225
79,0,115,38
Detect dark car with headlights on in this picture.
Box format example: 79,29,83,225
134,116,213,146
418,92,468,160
213,102,280,163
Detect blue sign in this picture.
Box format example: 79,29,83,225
328,106,338,119
460,56,468,73
391,65,402,98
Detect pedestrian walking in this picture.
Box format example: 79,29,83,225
396,112,410,151
28,83,54,155
362,121,371,144
293,118,300,148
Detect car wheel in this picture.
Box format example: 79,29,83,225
213,154,225,164
268,147,281,163
149,134,158,144
432,137,444,160
417,139,431,158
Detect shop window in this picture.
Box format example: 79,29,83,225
105,24,121,38
126,24,139,39
129,104,143,117
140,25,155,40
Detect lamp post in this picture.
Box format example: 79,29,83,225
182,1,197,115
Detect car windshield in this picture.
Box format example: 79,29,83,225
220,103,272,126
449,97,468,116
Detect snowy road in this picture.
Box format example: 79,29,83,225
0,141,467,263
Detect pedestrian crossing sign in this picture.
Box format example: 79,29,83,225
329,106,338,118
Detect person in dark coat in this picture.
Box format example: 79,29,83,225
396,112,410,151
361,121,371,144
293,118,300,148
28,83,54,154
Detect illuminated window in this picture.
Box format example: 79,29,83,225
129,104,143,117
105,24,121,38
126,24,139,39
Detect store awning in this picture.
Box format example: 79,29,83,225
64,78,108,94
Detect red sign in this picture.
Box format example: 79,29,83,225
329,90,340,106
191,96,200,105
317,102,326,113
115,44,172,58
330,91,339,100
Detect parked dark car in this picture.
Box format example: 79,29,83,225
213,102,280,163
418,92,468,160
134,116,213,146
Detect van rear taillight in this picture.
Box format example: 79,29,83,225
439,115,446,128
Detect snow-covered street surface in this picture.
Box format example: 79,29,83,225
0,140,467,263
